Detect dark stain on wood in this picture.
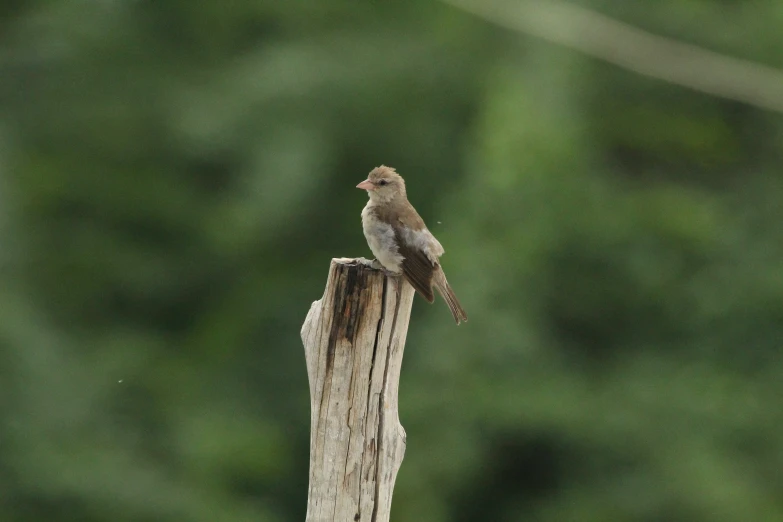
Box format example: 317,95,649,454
342,264,364,340
325,261,376,377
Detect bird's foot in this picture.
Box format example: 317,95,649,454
367,258,400,278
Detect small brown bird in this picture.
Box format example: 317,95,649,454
357,165,468,324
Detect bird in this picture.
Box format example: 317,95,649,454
357,165,468,324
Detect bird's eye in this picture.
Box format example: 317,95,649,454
378,180,388,186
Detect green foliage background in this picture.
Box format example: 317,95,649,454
2,1,782,521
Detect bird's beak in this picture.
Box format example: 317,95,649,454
356,179,375,191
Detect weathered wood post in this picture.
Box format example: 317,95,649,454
301,258,415,522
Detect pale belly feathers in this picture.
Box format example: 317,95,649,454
362,205,404,273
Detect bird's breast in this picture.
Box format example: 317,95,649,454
361,204,404,273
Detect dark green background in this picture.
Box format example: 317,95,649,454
2,1,782,521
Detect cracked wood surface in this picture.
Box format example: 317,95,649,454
301,258,414,522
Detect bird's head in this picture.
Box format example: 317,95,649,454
357,165,406,203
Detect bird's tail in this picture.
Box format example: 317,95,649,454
433,268,468,325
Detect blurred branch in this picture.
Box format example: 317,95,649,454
441,0,783,114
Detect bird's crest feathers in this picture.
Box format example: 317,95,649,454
368,165,405,185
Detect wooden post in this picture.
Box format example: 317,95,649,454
301,258,415,522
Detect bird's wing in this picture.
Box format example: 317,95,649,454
395,203,426,230
395,200,444,262
394,229,436,303
376,199,441,302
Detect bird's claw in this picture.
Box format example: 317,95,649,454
367,258,399,278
